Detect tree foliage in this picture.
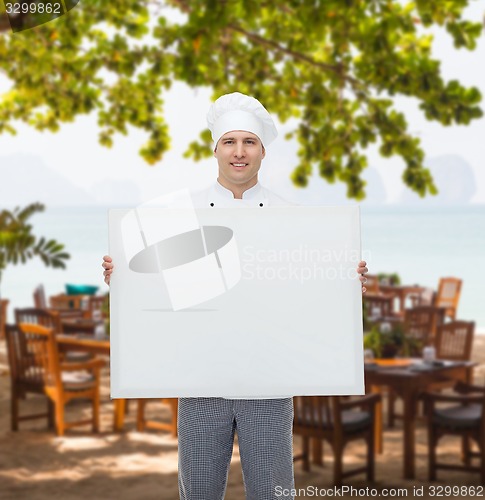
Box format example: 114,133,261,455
0,0,482,199
0,202,70,286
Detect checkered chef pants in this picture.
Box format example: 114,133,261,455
178,397,295,500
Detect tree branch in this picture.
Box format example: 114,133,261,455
0,13,11,33
168,0,364,91
227,23,363,89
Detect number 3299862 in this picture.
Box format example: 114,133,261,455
5,3,62,14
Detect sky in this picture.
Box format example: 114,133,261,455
0,1,484,206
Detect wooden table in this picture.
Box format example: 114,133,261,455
365,358,475,479
57,333,109,353
57,334,127,431
61,318,101,335
379,285,427,316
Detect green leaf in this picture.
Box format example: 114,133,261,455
0,203,70,282
0,0,482,199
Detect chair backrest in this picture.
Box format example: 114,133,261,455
293,396,348,436
33,285,47,309
435,321,475,361
5,323,46,388
18,323,62,390
435,277,462,320
88,296,106,319
403,306,446,355
15,308,62,333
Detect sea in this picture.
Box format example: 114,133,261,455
1,205,484,331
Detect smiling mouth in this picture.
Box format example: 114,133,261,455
231,163,248,168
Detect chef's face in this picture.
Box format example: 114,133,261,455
214,130,265,192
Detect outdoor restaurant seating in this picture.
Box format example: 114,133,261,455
14,307,62,333
17,323,104,436
423,321,476,396
387,306,446,427
137,398,178,437
434,277,462,321
2,271,477,486
49,294,85,311
425,381,485,483
407,277,462,320
5,324,54,431
15,307,92,362
435,321,475,362
86,295,106,318
293,394,380,486
362,274,402,323
363,293,395,323
33,284,84,320
403,305,446,354
60,319,98,335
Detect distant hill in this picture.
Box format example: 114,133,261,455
90,179,142,206
261,135,388,205
0,153,96,206
399,154,476,205
0,153,143,207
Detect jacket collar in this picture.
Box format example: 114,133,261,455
214,180,263,200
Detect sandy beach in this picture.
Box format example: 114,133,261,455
1,335,484,500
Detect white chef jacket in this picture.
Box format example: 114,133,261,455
191,180,292,399
191,180,289,209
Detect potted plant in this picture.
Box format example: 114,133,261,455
0,203,70,337
364,322,409,358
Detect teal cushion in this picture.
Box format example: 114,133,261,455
65,284,99,296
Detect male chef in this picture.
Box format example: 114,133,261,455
103,92,369,500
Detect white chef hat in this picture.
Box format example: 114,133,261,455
206,92,278,147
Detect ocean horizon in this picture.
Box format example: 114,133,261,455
1,205,484,331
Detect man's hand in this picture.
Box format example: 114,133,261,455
102,255,113,285
357,260,368,294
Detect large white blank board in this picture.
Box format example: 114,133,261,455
109,206,364,398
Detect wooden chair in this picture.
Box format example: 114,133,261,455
33,285,84,320
409,286,435,308
425,381,485,483
387,306,446,427
50,293,86,311
137,399,178,437
403,306,446,355
293,394,380,486
5,324,54,431
435,321,475,362
434,277,462,321
86,296,106,319
16,307,91,362
18,323,104,436
424,321,476,396
15,308,62,333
